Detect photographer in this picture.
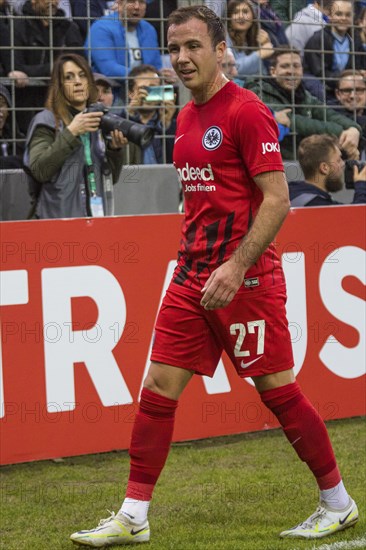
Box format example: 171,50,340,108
24,54,127,219
120,64,177,164
289,134,366,206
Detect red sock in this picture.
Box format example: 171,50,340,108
260,382,341,490
126,388,178,501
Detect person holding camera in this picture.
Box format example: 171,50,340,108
289,134,366,207
23,53,127,219
120,64,177,164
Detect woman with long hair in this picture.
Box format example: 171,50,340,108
226,0,274,80
24,53,127,219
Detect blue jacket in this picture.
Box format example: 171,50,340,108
85,13,162,77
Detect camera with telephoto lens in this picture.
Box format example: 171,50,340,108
344,159,366,189
86,102,154,148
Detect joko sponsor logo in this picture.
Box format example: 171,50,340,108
175,162,216,193
261,142,280,155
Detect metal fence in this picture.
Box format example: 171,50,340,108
0,0,365,161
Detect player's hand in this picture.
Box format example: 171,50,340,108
108,129,128,149
67,110,104,136
200,258,245,310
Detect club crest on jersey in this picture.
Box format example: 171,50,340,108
202,126,223,151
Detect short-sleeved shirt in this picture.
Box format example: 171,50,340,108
172,81,285,293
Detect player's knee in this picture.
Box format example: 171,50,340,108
143,362,192,400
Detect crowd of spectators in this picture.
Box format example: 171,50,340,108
0,0,365,212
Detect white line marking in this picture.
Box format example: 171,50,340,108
291,536,366,550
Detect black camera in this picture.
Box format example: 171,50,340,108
86,102,154,148
344,159,366,189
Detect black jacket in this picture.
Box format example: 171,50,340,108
9,1,84,77
304,26,366,97
289,180,366,206
0,2,12,75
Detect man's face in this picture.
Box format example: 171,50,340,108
270,53,303,92
129,70,160,111
0,95,9,133
222,49,238,80
32,0,59,17
117,0,146,25
324,145,345,193
335,75,366,113
167,18,225,101
330,0,353,36
96,83,114,107
62,61,89,109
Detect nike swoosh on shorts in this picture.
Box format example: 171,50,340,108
240,356,263,369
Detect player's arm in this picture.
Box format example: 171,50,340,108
200,170,290,310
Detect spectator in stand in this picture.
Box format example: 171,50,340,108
269,0,307,27
85,0,162,83
226,0,274,82
145,0,178,48
303,0,366,101
13,0,72,16
332,70,366,159
246,47,361,160
285,1,332,57
0,0,29,85
8,0,84,134
71,0,112,41
357,7,366,53
251,0,288,46
221,47,239,80
356,0,366,19
23,53,127,219
94,73,116,107
0,84,25,168
120,64,176,164
289,134,366,206
0,0,12,77
221,47,291,140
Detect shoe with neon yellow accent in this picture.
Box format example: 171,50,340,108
70,511,150,547
280,498,358,539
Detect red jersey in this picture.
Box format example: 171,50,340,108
172,81,286,292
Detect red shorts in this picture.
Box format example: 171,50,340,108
151,281,294,378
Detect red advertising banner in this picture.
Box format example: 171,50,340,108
0,206,365,465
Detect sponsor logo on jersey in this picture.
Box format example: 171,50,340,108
261,142,280,154
202,126,223,151
176,162,214,182
175,162,217,192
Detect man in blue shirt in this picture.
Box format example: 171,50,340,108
304,0,366,101
85,0,162,80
